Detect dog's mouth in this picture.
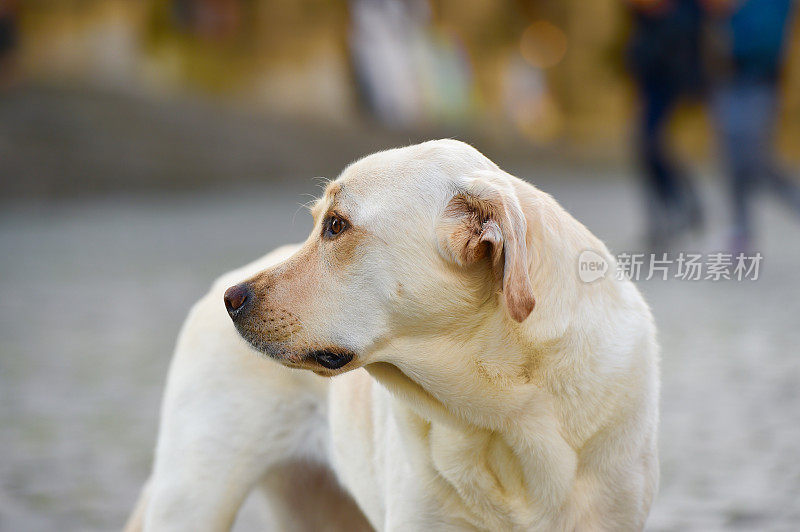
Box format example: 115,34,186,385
236,330,356,373
307,349,354,370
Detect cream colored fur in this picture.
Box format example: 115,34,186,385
127,140,659,531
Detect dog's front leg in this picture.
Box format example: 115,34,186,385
136,284,329,531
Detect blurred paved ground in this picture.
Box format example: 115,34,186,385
1,88,800,532
2,175,800,532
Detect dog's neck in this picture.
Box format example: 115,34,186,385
364,316,578,529
365,310,552,432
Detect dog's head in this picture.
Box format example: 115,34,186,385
224,140,536,376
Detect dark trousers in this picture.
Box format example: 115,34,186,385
636,85,701,239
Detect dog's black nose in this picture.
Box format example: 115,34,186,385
224,284,251,317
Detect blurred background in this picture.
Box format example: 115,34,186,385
1,0,799,530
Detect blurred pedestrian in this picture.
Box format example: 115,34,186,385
347,0,473,128
706,0,800,254
626,0,706,249
348,0,429,127
0,0,18,87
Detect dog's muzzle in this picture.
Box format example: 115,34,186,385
223,283,356,372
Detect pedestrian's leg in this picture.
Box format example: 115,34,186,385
674,166,705,232
713,83,760,249
638,86,682,246
728,147,756,244
640,88,680,205
765,165,800,215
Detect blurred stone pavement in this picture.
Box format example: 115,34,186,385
2,88,800,532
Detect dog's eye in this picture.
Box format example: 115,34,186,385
323,214,348,239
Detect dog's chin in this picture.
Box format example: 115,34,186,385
235,328,356,375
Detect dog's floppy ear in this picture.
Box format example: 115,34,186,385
437,173,535,322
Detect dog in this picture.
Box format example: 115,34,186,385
126,139,659,531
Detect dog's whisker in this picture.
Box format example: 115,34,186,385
292,198,318,225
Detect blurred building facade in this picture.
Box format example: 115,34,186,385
13,0,800,159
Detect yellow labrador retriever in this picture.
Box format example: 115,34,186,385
126,140,659,531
